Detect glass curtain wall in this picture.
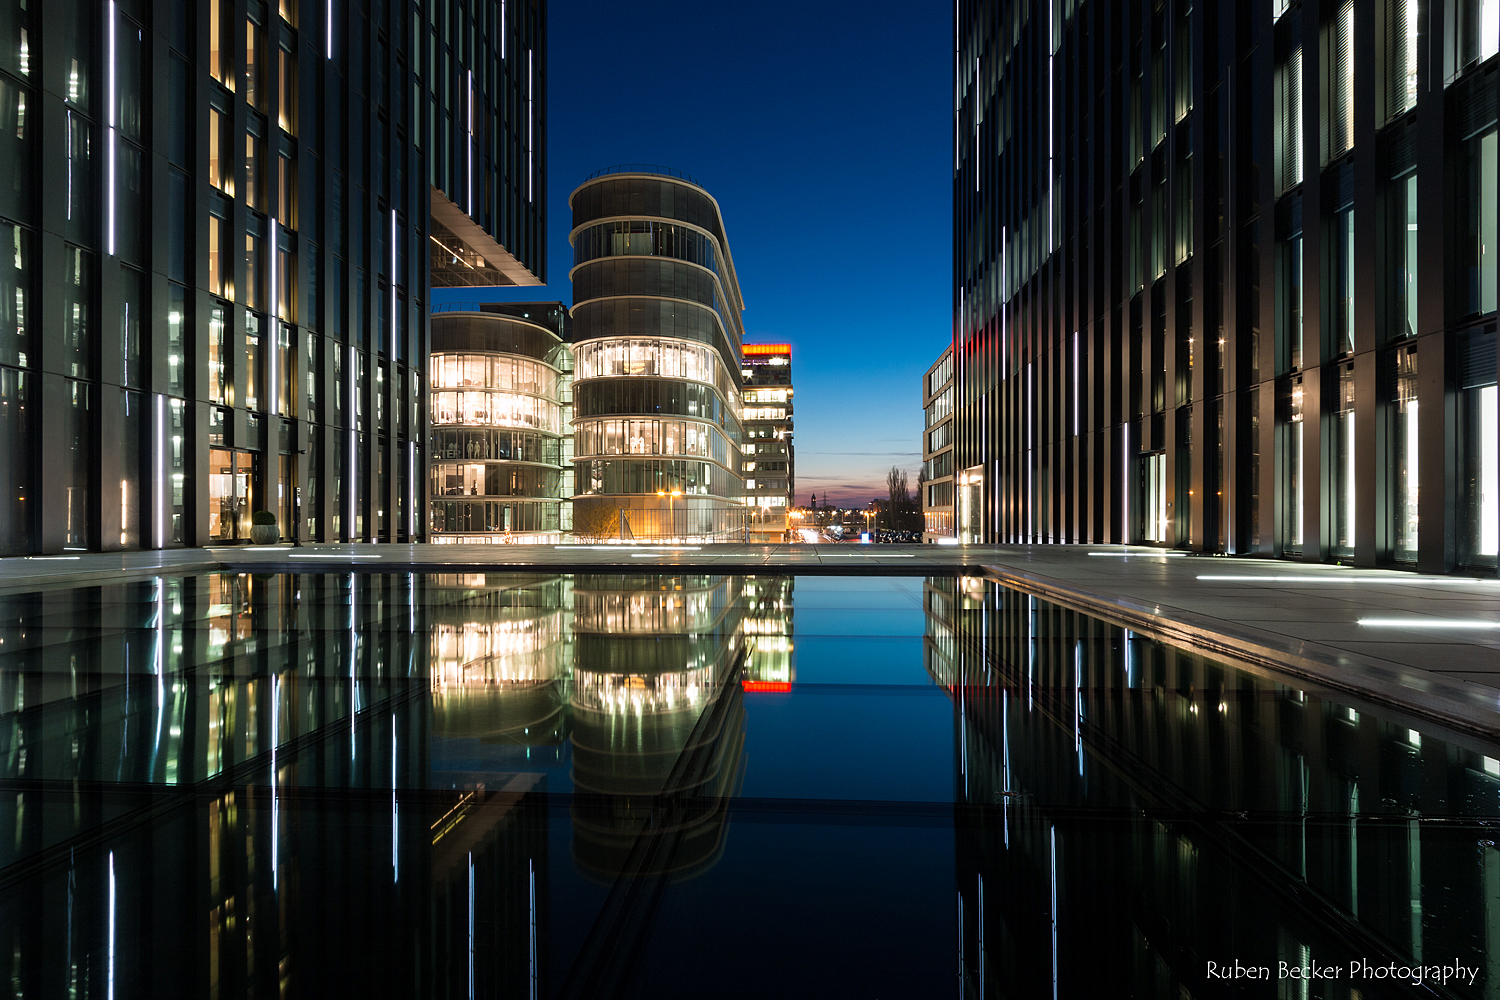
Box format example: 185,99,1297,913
1388,162,1418,339
1460,112,1498,319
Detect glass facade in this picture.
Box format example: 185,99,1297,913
953,0,1500,573
569,171,748,541
741,344,794,531
7,0,545,553
428,307,571,544
922,346,955,541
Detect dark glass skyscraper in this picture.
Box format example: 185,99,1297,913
954,0,1500,574
1,0,544,553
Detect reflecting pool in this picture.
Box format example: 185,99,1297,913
0,573,1496,998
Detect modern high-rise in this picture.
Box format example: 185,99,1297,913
569,167,748,540
428,302,572,543
0,0,545,554
741,342,794,510
922,345,954,542
955,0,1500,574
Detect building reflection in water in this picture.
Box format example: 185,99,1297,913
428,573,574,747
0,572,554,998
742,577,795,691
568,574,748,882
925,576,1500,999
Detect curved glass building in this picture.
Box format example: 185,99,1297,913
429,304,573,543
568,168,748,540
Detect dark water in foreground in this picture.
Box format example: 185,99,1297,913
0,572,1496,998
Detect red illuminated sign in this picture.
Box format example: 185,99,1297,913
742,344,791,356
741,681,792,693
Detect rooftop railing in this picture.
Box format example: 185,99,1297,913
583,164,702,186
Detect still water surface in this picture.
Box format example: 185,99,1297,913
0,573,1496,998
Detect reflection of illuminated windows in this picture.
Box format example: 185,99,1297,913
429,615,567,685
573,585,727,633
572,666,713,715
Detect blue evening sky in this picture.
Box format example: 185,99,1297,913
432,0,953,507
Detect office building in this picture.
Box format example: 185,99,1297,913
922,345,955,541
742,341,793,541
429,302,572,543
954,0,1499,573
0,0,545,554
568,167,748,541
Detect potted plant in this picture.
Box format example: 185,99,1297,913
249,510,280,545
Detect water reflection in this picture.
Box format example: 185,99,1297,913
569,574,747,882
926,577,1500,999
0,571,772,998
2,570,1495,997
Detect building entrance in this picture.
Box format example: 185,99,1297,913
959,467,984,544
208,450,257,542
1139,452,1168,544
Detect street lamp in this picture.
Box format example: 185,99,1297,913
656,489,682,541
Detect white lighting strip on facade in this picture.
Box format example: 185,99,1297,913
1072,331,1079,436
268,217,279,415
501,0,507,59
106,0,117,257
390,209,398,353
155,394,166,547
408,442,416,539
326,0,333,59
466,71,474,213
527,51,534,203
348,344,357,539
973,55,980,193
1122,423,1130,542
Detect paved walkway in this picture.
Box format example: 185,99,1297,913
0,541,1496,737
976,546,1500,741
